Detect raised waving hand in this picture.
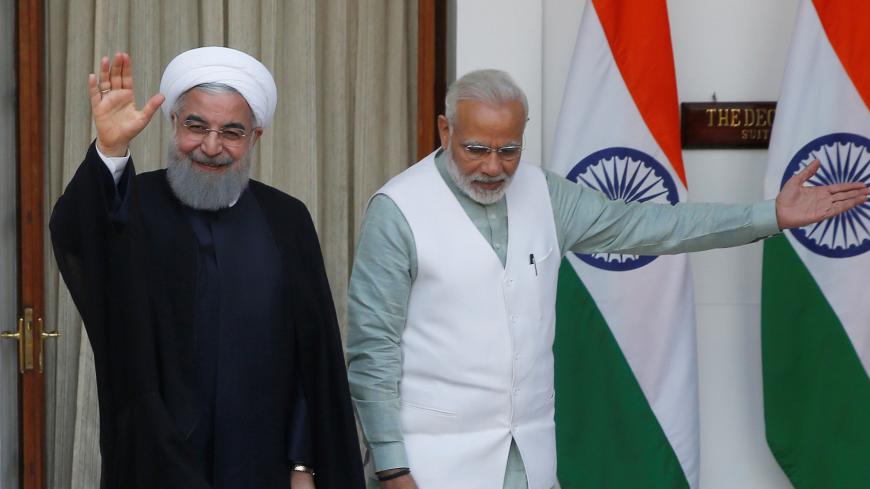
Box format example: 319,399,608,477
89,52,164,156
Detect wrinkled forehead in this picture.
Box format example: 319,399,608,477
176,87,257,127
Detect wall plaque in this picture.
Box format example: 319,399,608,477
681,102,777,149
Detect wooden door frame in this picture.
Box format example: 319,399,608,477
15,0,46,488
416,0,447,160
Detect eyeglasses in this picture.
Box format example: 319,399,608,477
461,143,523,162
180,120,248,146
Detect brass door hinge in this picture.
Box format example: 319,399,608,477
1,307,60,373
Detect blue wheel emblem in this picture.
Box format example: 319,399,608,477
566,147,679,271
781,133,870,258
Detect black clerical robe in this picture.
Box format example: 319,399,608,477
50,142,364,489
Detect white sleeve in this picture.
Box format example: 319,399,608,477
95,145,131,185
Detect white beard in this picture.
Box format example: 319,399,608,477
165,139,252,210
445,148,512,205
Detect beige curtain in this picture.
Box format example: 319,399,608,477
43,1,418,487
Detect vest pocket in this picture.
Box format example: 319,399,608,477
536,246,554,263
528,246,554,278
400,399,460,436
400,399,457,417
528,246,556,319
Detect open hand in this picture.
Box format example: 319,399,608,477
775,160,870,229
88,52,164,156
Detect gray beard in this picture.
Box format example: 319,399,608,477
165,140,252,211
445,148,512,205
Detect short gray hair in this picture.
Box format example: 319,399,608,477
171,82,258,127
444,69,528,127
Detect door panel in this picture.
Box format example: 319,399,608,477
5,1,50,488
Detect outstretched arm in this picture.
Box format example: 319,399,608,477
546,160,868,257
775,159,870,229
89,52,164,156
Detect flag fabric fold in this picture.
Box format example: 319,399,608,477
762,1,870,487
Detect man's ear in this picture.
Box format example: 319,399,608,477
250,127,264,146
437,115,450,149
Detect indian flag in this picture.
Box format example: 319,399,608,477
762,0,870,487
548,1,697,488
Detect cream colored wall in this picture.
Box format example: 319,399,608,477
455,1,800,487
454,0,544,162
669,3,797,488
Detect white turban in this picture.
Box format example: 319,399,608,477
159,46,278,128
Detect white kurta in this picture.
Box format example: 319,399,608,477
379,154,560,489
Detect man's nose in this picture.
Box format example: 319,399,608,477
200,131,223,157
479,151,505,176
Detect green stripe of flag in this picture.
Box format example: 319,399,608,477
762,235,870,489
554,259,690,489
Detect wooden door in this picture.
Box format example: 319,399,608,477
0,1,55,488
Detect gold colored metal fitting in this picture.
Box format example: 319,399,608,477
1,307,60,373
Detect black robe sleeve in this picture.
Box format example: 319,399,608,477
253,183,366,489
50,142,211,489
287,379,313,463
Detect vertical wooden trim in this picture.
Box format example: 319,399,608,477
416,0,446,161
16,0,46,488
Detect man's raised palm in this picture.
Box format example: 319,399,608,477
88,52,164,156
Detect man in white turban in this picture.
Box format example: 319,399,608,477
50,48,364,489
